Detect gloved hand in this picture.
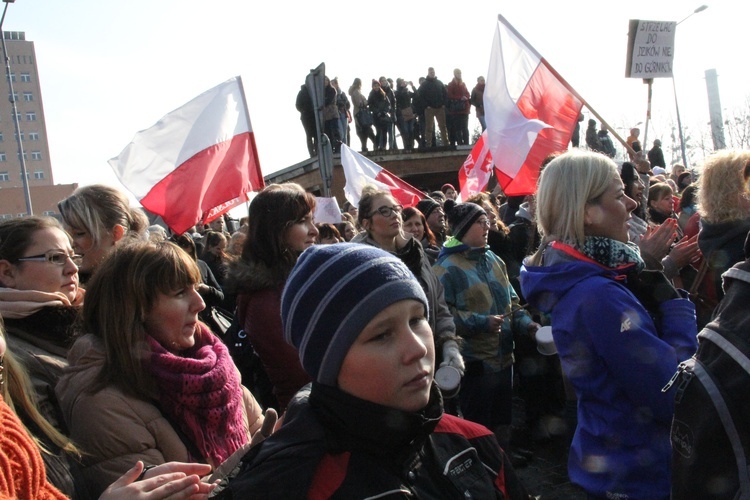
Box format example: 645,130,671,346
440,340,465,375
626,269,681,313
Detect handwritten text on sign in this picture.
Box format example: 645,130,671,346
625,20,677,79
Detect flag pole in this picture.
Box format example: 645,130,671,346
496,15,636,158
236,75,265,188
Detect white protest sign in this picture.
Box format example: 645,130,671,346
314,197,343,224
625,20,677,78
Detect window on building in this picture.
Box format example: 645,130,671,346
5,72,15,82
17,152,28,161
0,171,9,181
23,92,32,102
43,210,55,216
25,111,36,121
12,111,21,121
8,92,17,102
14,131,24,141
31,152,42,161
0,214,13,220
0,153,6,162
28,132,38,141
33,170,44,178
0,132,3,142
20,73,30,83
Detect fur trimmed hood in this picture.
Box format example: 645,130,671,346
224,257,288,296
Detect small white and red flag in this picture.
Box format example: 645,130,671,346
458,130,494,201
485,15,583,196
341,144,425,209
108,76,264,234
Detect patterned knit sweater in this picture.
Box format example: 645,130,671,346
0,395,67,499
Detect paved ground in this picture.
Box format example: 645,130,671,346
514,434,586,499
508,396,587,499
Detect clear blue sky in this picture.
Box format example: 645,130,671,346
6,0,747,200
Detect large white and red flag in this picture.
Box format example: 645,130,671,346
108,76,264,234
485,15,583,196
458,130,494,201
341,144,425,208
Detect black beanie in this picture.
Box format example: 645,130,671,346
447,203,486,241
416,198,441,219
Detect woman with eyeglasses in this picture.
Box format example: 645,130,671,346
351,187,465,394
433,203,540,450
224,183,318,413
0,215,85,497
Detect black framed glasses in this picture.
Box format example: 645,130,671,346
370,205,403,218
16,250,82,266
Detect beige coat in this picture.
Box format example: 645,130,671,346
56,334,262,497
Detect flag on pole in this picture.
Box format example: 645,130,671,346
485,15,583,196
108,76,264,234
341,144,425,208
458,131,494,201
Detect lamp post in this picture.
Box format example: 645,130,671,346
673,4,708,170
0,0,33,216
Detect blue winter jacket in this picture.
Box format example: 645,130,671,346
520,242,697,499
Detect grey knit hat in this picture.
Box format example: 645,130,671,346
281,243,429,386
447,203,486,241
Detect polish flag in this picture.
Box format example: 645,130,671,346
485,15,583,196
341,144,425,208
108,76,264,234
458,130,494,201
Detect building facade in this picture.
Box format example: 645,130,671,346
0,30,66,218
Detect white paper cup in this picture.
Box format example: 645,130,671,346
434,365,461,399
535,326,557,356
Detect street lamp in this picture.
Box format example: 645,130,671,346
678,5,708,25
673,4,708,170
0,0,33,216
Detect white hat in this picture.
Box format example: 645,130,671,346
652,166,666,176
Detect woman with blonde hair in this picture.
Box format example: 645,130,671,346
56,241,265,497
693,149,750,327
57,184,148,282
521,150,697,498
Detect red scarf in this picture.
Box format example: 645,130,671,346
146,325,247,467
0,395,67,499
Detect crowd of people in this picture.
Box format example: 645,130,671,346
297,67,486,155
1,143,749,498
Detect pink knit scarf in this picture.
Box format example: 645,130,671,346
146,325,247,466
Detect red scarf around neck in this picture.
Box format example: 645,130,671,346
146,325,247,467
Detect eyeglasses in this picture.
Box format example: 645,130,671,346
475,218,491,227
16,250,82,266
369,205,403,218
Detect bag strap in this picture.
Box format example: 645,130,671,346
690,358,750,496
700,328,750,376
689,258,710,296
